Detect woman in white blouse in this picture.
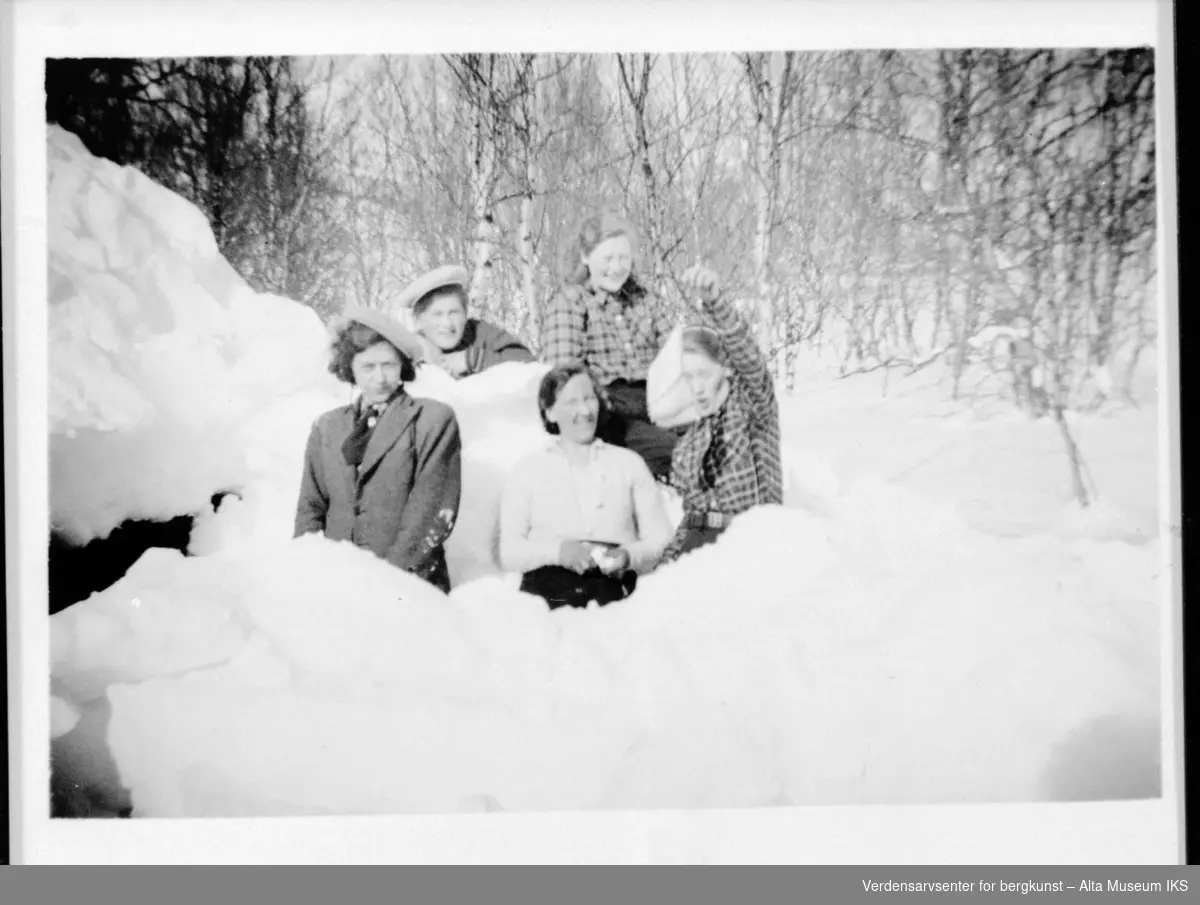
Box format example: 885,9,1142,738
500,363,673,609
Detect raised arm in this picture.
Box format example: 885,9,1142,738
293,420,329,537
498,461,563,573
650,296,677,350
387,408,462,580
539,288,587,368
704,294,775,418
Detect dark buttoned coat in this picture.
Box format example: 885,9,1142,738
294,390,462,592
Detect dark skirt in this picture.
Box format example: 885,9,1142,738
519,565,637,611
598,380,683,482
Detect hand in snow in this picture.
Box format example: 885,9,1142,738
680,264,721,306
596,547,631,575
559,540,594,574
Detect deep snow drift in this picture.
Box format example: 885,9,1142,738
48,126,346,545
47,125,1163,817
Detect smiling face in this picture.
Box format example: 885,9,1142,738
681,350,729,417
415,290,468,351
351,341,403,405
548,372,600,444
583,234,633,294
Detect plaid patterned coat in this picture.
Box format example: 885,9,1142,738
662,295,783,562
540,281,675,386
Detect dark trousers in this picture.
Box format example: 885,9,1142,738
519,565,637,610
598,380,682,482
415,550,451,594
676,526,727,557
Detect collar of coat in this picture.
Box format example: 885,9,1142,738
443,318,480,355
350,389,420,480
418,320,486,375
580,281,645,311
544,436,607,461
357,387,402,417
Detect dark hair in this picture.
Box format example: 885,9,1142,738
537,364,603,435
412,284,469,319
328,321,416,385
565,210,647,302
681,326,727,367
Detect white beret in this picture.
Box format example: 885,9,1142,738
395,265,469,310
339,306,426,362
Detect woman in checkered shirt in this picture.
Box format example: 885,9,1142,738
661,266,784,562
540,211,682,482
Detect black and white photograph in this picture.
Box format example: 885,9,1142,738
7,0,1182,864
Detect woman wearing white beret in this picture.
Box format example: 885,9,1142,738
397,265,534,379
294,306,463,592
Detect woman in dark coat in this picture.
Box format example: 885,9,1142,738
661,265,784,561
399,265,534,379
294,307,463,593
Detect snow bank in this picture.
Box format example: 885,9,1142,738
47,126,1162,817
57,493,1159,816
48,126,344,543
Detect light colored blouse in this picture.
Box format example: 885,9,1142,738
499,438,673,574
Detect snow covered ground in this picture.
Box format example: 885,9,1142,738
46,125,1164,819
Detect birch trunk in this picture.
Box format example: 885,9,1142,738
621,54,665,293
468,58,497,303
519,168,537,331
518,55,539,332
747,53,777,370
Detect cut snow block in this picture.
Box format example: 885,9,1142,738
50,547,249,701
47,124,350,543
229,536,480,692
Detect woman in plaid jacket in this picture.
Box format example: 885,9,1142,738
540,211,682,482
661,266,784,562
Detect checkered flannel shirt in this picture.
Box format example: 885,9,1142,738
540,282,675,386
662,295,783,562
